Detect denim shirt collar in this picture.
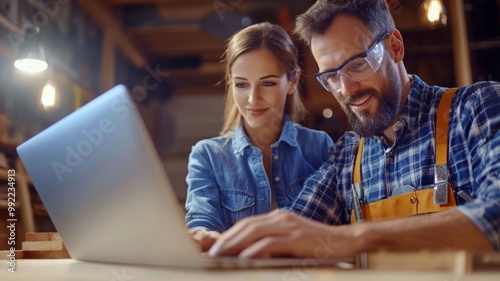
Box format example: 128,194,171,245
232,115,298,156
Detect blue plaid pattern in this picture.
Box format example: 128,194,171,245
288,75,500,250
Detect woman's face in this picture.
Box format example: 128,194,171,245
231,48,294,135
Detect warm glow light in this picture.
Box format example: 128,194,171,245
41,81,57,110
427,0,442,23
420,0,447,27
322,108,333,119
14,58,48,73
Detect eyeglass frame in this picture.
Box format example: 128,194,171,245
315,31,390,92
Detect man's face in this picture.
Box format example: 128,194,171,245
311,15,402,137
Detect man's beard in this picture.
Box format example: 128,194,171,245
342,72,402,137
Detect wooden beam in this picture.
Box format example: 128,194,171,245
129,25,225,56
449,0,472,86
75,0,148,68
100,29,116,93
0,40,16,60
157,3,213,21
0,13,22,35
105,0,206,5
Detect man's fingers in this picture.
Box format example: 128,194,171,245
208,214,274,256
209,210,294,256
238,235,299,258
189,230,220,252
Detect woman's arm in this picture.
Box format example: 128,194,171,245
185,143,226,232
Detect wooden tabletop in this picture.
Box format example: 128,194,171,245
1,259,499,281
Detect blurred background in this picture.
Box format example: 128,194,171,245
0,0,499,243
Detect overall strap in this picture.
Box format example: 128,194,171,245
434,87,459,204
350,87,459,223
435,87,458,166
353,137,364,185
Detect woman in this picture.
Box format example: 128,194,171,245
185,22,333,249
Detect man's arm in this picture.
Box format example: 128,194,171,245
359,209,493,253
208,209,493,259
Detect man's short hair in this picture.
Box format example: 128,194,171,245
294,0,396,45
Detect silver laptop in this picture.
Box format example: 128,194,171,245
17,85,350,269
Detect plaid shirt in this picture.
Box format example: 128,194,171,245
288,75,500,250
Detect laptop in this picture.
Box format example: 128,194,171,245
17,85,350,269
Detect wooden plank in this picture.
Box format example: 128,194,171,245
25,232,62,242
15,159,35,233
22,241,64,252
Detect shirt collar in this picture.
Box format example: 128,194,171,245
375,75,425,146
403,74,429,131
232,115,297,155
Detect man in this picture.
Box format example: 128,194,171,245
207,0,500,259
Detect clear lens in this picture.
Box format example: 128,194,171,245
316,38,386,92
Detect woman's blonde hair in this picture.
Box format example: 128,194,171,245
220,22,306,136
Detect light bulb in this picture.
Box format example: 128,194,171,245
14,40,48,73
14,58,48,73
41,81,57,110
420,0,447,27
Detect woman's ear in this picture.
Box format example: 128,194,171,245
288,69,301,95
387,29,405,63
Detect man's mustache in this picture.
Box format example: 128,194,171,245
343,88,378,107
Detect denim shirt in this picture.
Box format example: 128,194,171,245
185,116,334,232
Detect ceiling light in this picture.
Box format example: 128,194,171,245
420,0,448,27
14,27,48,73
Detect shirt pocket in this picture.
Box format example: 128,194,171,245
220,190,256,228
285,180,304,202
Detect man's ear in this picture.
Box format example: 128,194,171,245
387,29,405,63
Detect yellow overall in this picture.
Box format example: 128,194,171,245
350,88,459,223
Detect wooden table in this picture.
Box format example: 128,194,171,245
1,259,499,281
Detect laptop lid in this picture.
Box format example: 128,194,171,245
17,85,208,268
17,85,352,269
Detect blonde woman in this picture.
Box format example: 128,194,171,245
185,22,333,250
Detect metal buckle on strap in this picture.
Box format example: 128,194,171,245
352,183,364,222
434,164,449,205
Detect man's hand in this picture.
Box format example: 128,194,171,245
208,210,361,259
188,229,221,252
207,208,495,260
